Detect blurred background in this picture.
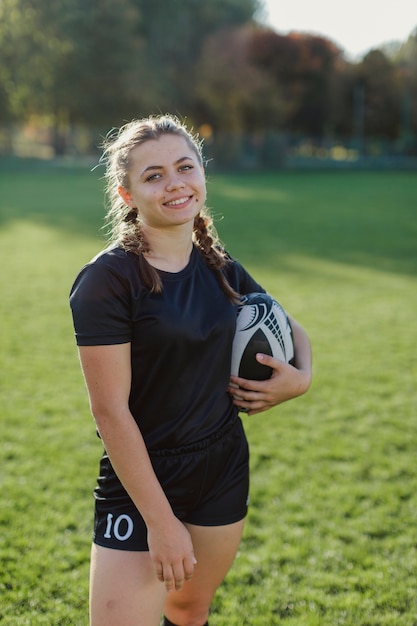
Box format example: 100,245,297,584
0,0,416,170
1,4,417,623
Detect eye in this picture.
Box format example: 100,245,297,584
145,172,162,182
179,163,194,172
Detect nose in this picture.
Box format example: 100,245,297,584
165,172,185,191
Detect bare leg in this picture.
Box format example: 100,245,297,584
164,519,245,626
89,544,166,626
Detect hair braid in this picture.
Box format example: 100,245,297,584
193,214,240,304
117,211,163,293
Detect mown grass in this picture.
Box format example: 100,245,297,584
0,163,416,625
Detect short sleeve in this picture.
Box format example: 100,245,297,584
70,259,133,346
223,256,265,296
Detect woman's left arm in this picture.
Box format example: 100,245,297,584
228,314,312,416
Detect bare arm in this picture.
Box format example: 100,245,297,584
78,343,196,591
228,314,312,416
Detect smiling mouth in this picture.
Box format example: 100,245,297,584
164,196,192,207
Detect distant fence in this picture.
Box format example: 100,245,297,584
1,124,417,171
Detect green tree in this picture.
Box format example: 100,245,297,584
0,0,143,151
0,0,263,152
396,28,417,147
353,49,402,139
248,28,343,137
195,25,284,132
130,0,262,116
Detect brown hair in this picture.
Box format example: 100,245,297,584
101,114,240,302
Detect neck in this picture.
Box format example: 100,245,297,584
141,224,194,272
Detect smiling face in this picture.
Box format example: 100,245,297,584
118,134,207,231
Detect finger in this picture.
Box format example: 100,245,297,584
229,389,245,402
255,353,287,370
230,375,264,392
155,564,164,582
183,554,197,582
230,386,266,403
231,398,262,415
171,562,186,591
162,564,175,593
230,375,251,388
246,401,272,416
247,407,267,416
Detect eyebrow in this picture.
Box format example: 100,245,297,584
140,156,193,177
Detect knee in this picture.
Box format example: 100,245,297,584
164,597,209,626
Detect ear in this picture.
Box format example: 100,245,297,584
118,186,135,207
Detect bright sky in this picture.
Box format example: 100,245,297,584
260,0,417,59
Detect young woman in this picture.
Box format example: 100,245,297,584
70,114,312,626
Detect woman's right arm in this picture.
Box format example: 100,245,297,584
78,343,197,591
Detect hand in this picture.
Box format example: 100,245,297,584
147,515,197,592
228,353,311,416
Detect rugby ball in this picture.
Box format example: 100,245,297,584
231,293,294,380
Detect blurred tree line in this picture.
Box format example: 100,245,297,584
0,0,416,160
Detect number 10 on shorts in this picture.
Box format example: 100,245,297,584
104,513,134,541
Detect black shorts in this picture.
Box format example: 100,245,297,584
93,417,249,551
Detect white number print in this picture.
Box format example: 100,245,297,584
104,513,134,541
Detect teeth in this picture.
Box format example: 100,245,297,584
166,197,189,206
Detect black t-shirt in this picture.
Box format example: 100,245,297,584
70,245,264,450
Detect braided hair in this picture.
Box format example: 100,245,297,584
101,114,240,303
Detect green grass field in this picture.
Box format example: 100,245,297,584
1,163,416,625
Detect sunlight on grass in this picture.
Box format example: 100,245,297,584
209,177,292,203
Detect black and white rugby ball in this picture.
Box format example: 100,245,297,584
231,292,294,381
